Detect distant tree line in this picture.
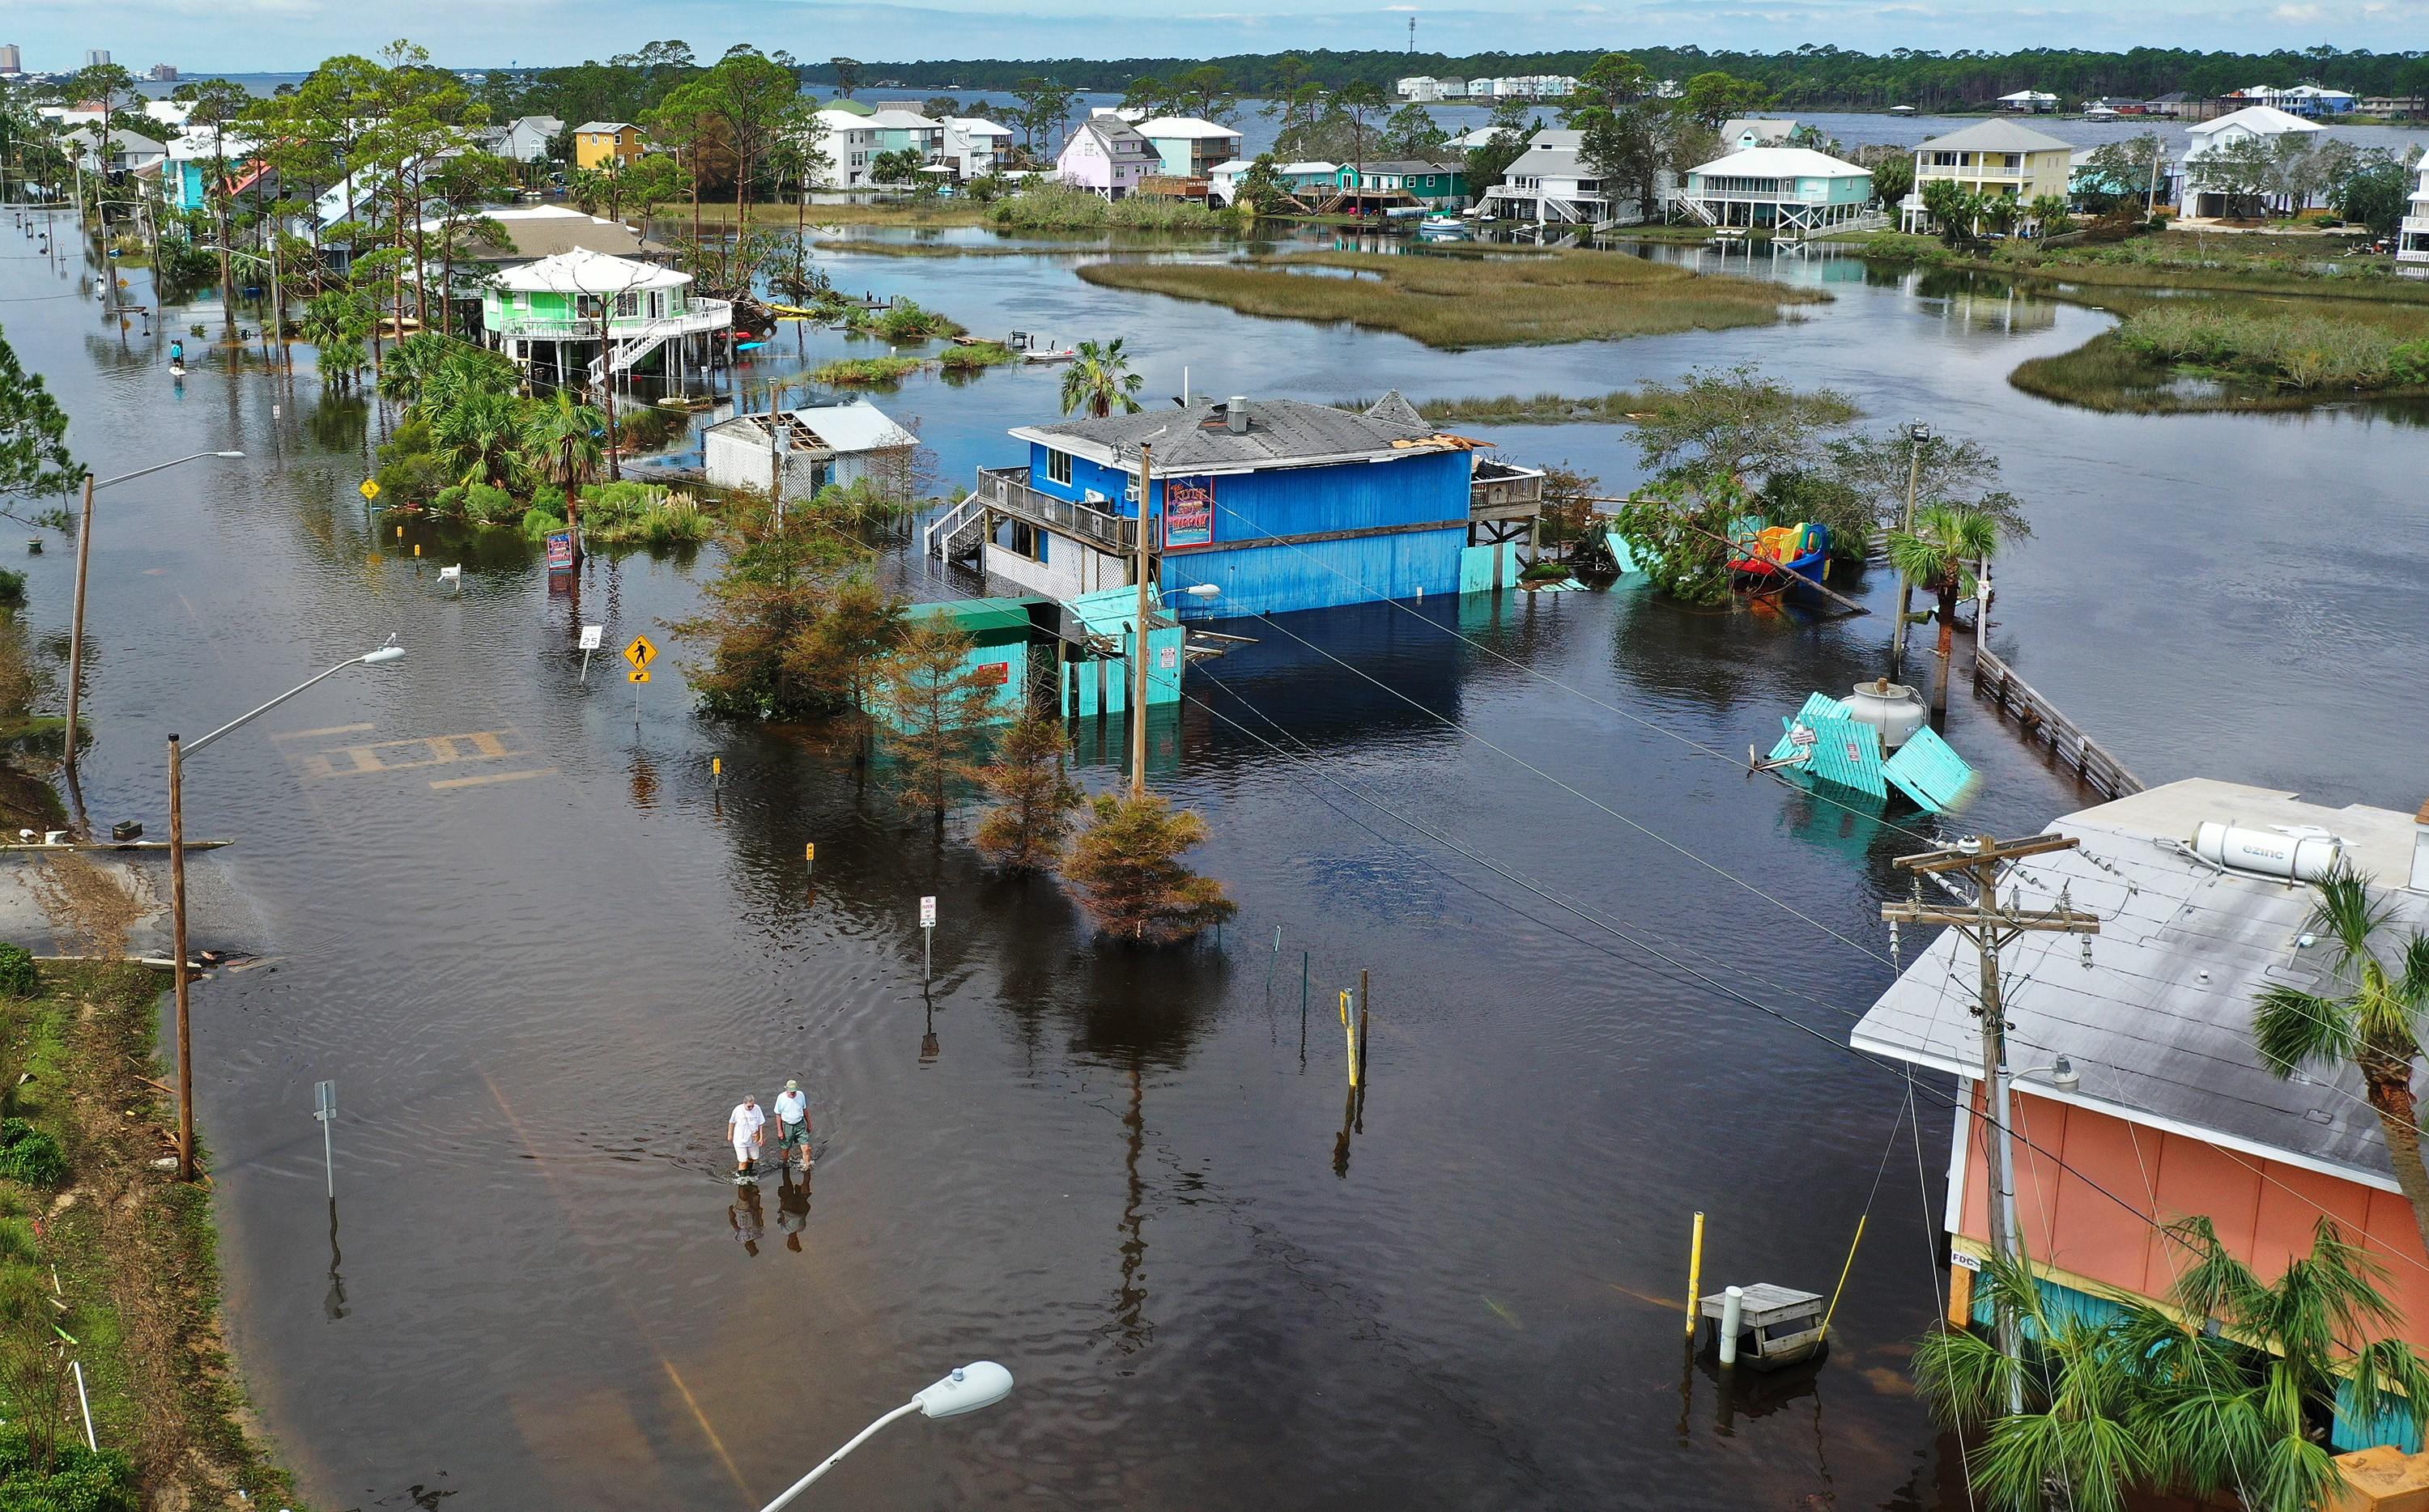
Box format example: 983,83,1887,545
794,46,2429,111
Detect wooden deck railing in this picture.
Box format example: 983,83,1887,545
1970,646,2144,800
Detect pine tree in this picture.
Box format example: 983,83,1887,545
1063,793,1236,945
974,707,1083,872
877,619,998,830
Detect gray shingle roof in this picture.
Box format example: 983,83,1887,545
1018,397,1438,471
1850,779,2429,1189
1916,119,2077,155
1361,391,1426,429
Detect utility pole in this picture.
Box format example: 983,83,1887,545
1887,418,1929,686
1130,439,1154,801
1882,833,2099,1409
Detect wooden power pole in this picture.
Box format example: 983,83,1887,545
1882,832,2099,1404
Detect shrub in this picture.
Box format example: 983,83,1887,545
431,483,469,515
0,1430,138,1511
463,482,520,525
0,570,23,610
0,1118,65,1187
0,947,35,999
519,507,568,542
812,356,922,387
938,342,1016,372
373,450,450,505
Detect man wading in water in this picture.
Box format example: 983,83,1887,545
727,1093,766,1183
773,1078,812,1174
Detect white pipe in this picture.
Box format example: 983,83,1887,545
1718,1285,1744,1365
73,1360,96,1450
759,1400,921,1511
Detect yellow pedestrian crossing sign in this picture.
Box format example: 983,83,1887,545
628,669,651,684
623,635,657,671
359,478,380,500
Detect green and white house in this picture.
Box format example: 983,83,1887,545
479,248,731,387
1334,159,1472,209
1676,147,1879,235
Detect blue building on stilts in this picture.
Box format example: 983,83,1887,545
927,393,1546,620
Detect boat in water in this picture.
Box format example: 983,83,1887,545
1418,213,1466,236
1727,520,1831,590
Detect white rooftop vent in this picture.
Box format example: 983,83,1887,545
1226,397,1249,434
2192,821,2343,883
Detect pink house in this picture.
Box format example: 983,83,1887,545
1057,115,1157,200
1854,779,2429,1447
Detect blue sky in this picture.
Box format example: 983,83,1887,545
2,0,2411,76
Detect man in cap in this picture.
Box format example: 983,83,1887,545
772,1078,812,1172
727,1093,766,1183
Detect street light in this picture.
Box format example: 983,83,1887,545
167,639,406,1182
758,1361,1015,1510
63,451,247,784
1163,583,1220,602
209,245,286,368
1887,418,1932,686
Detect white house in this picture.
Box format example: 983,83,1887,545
1676,146,1878,233
1132,116,1245,180
1481,128,1641,225
2181,104,2325,217
1477,75,1578,100
2397,158,2429,263
704,397,919,499
1998,90,2059,113
939,117,1012,180
2228,83,2357,117
494,115,564,164
1720,117,1797,151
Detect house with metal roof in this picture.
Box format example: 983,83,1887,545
1720,117,1797,151
1852,777,2429,1443
931,393,1543,617
2182,105,2328,218
572,121,645,172
1333,159,1471,209
1132,117,1245,180
704,397,919,500
1902,119,2076,232
1678,146,1877,234
480,248,731,386
1481,129,1647,226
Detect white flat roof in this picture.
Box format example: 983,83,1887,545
1690,146,1870,179
492,247,687,293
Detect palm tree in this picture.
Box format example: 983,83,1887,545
429,386,528,489
1980,193,2022,237
1916,1217,2429,1512
1886,502,2001,716
2255,866,2429,1251
2027,193,2073,237
522,390,607,533
1059,338,1144,419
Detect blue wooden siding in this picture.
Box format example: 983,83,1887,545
1172,527,1464,618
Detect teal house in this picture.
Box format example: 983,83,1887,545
1337,159,1471,208
481,248,732,385
1678,147,1878,234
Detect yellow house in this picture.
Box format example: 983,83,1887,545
1901,119,2074,231
572,121,645,171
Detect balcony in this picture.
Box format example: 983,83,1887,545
975,467,1138,554
491,296,733,342
1470,459,1546,522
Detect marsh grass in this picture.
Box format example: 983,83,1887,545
2013,293,2429,411
938,342,1019,372
1076,248,1820,350
1853,228,2429,305
1337,391,1653,424
814,355,925,387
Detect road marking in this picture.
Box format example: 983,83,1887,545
430,768,555,791
274,723,376,741
294,728,524,779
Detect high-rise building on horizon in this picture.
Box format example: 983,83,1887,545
0,45,23,74
84,48,111,68
149,63,177,81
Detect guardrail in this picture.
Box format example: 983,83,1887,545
1971,646,2144,800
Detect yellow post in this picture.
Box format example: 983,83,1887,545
1340,990,1357,1089
1685,1211,1706,1337
413,542,421,558
1819,1213,1867,1342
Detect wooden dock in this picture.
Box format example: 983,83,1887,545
1970,647,2143,800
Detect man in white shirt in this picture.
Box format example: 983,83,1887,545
727,1094,766,1182
772,1078,812,1172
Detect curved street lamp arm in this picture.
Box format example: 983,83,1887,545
185,643,398,757
757,1400,921,1512
92,451,244,491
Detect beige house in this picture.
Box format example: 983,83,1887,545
1900,119,2075,232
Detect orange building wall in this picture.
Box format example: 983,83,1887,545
1957,1088,2429,1347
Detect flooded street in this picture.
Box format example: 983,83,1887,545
6,206,2425,1509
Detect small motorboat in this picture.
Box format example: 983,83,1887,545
1418,213,1466,235
1003,330,1076,363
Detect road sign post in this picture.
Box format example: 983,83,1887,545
577,624,602,684
313,1080,336,1198
805,841,816,880
624,636,657,724
920,894,936,983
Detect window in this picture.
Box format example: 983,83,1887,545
614,291,640,319
1045,449,1073,486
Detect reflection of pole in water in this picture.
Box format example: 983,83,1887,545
1674,1336,1694,1447
324,1197,348,1323
1111,1058,1150,1351
1331,1082,1356,1179
920,992,939,1064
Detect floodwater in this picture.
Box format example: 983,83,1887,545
3,202,2425,1510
